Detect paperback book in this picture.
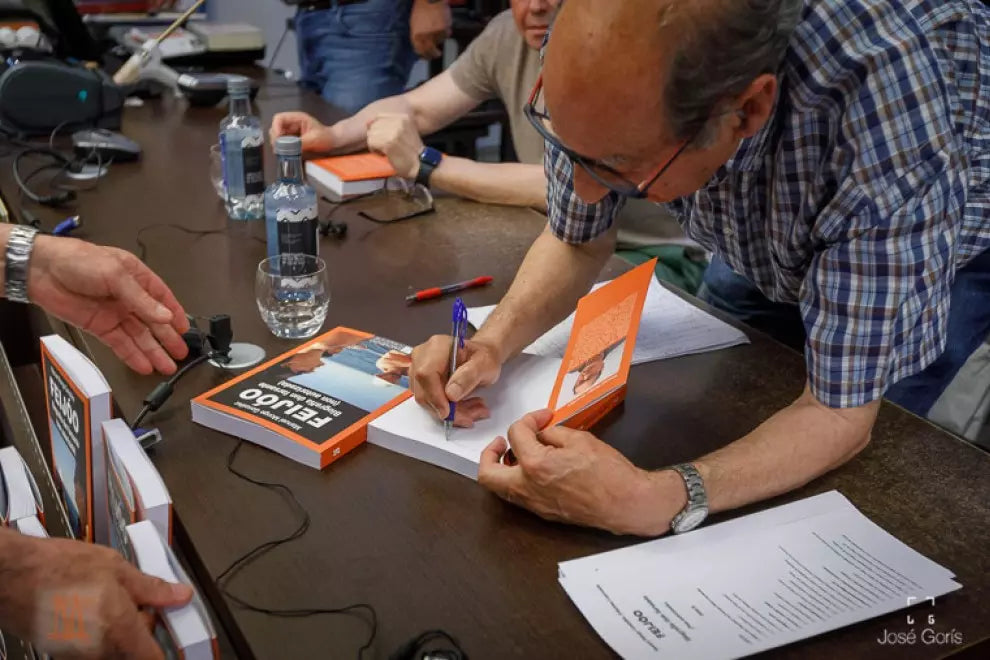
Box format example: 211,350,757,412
368,260,656,478
104,419,173,560
40,335,112,543
192,328,413,469
127,521,218,660
0,446,43,527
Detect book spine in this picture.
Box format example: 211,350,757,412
561,385,627,432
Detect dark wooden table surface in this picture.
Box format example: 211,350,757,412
2,78,989,660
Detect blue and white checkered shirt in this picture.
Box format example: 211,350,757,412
546,0,990,409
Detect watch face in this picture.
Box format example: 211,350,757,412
676,508,708,532
420,147,443,167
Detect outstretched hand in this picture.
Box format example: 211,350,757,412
27,235,189,375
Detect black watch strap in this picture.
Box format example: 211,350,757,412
415,161,437,187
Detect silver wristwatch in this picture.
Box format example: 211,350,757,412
4,225,40,304
670,463,709,534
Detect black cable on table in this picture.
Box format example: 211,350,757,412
11,142,109,206
135,223,266,262
130,353,213,430
216,440,379,660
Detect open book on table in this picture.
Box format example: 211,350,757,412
368,260,657,479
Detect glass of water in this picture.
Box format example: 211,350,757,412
256,254,330,339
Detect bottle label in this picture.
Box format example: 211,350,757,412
276,206,319,257
241,135,265,196
218,132,228,197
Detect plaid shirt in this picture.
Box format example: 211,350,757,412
546,0,990,408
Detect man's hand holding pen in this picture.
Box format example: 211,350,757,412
408,334,496,428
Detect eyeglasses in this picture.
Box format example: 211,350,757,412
321,177,436,226
524,74,692,199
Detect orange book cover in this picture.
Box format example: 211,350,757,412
40,336,113,544
192,327,413,469
549,259,656,427
308,153,396,182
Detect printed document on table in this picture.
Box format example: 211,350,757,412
559,492,960,659
466,276,748,365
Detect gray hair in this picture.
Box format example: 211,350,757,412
664,0,804,147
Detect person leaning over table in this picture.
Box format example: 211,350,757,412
290,0,452,114
405,0,990,536
0,223,194,658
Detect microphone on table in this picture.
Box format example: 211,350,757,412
131,313,266,449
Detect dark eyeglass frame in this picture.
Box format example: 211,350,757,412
524,74,693,199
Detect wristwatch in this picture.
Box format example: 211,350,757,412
415,146,443,187
4,225,40,304
670,463,709,534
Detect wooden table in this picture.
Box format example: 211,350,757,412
1,78,988,660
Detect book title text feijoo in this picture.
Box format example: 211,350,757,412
234,380,344,432
48,370,82,454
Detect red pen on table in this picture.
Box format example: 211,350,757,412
406,276,494,303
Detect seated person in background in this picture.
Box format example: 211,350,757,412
272,0,559,210
272,0,701,290
293,0,452,113
0,224,192,657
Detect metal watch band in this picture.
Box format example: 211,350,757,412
4,225,39,304
670,463,709,534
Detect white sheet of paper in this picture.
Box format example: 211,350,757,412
368,353,561,478
558,492,960,660
466,276,748,366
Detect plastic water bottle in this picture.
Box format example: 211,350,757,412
219,77,264,220
265,136,318,259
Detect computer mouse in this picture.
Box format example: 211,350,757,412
72,128,142,162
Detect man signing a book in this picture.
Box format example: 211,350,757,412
0,224,193,657
407,0,990,536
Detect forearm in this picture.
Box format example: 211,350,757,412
694,388,877,512
631,387,879,536
0,528,28,627
476,225,616,363
0,225,60,297
326,96,419,153
431,158,547,210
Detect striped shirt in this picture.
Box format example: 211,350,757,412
546,0,990,408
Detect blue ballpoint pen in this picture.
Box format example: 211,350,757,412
445,297,468,440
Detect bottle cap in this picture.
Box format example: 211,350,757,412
226,75,252,96
275,136,302,157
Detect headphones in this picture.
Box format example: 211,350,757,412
318,217,348,239
390,630,466,660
